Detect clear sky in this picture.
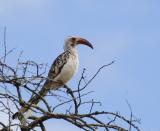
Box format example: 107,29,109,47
0,0,160,131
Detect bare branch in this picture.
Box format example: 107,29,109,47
0,31,140,131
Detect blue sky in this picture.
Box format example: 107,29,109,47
0,0,160,130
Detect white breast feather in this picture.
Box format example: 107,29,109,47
55,53,79,84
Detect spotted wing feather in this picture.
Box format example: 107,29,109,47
47,50,70,81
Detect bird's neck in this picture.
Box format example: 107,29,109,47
66,48,78,57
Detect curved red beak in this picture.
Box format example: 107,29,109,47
76,38,93,49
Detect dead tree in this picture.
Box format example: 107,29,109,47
0,29,140,131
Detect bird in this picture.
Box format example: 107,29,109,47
12,36,93,122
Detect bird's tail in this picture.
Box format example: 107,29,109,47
12,80,51,121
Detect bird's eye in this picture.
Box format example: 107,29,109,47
71,37,76,42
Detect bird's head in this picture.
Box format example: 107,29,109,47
64,36,93,51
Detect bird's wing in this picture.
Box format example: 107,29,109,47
47,50,71,80
12,51,71,120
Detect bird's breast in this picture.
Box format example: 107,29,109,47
55,54,79,84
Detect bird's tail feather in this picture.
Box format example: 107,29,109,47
12,80,51,120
